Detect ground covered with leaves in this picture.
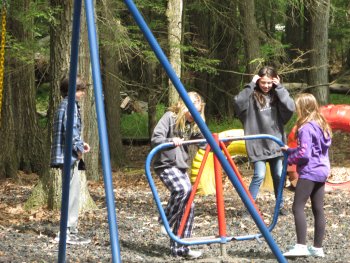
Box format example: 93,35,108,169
1,132,350,262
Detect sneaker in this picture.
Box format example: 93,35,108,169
308,246,325,258
67,234,91,245
279,208,288,216
283,244,311,257
68,227,78,235
185,249,203,259
54,233,91,245
160,225,167,235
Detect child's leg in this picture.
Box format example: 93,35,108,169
310,182,326,248
67,163,80,231
249,161,266,200
158,167,194,256
293,179,314,244
158,167,193,227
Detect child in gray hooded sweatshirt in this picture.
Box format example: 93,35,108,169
233,66,295,215
151,92,205,259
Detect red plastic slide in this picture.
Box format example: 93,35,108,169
287,104,350,191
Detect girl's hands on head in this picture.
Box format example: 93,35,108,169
252,75,260,83
272,75,280,86
172,137,184,146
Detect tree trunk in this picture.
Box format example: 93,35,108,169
239,0,261,74
284,1,306,82
0,0,45,179
80,2,99,181
166,0,183,105
305,0,330,105
183,0,211,115
146,62,158,140
26,0,96,211
100,0,124,170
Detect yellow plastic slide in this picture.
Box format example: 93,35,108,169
190,129,273,195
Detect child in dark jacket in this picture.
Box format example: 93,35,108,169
151,92,205,259
282,93,332,258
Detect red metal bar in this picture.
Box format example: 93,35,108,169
219,141,263,219
177,144,211,237
213,134,227,237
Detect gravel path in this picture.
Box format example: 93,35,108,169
1,132,350,263
1,170,350,263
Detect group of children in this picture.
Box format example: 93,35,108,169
151,66,332,259
51,67,332,259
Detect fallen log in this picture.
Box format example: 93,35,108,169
283,82,350,94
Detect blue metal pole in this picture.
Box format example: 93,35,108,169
58,0,82,262
84,1,121,262
124,0,286,262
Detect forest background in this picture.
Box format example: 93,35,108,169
0,0,349,211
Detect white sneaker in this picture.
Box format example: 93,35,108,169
54,233,91,245
185,249,203,259
160,225,167,235
309,246,325,258
283,244,311,257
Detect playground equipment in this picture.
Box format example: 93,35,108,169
61,0,287,262
145,133,288,260
287,104,350,191
126,0,286,260
191,129,274,195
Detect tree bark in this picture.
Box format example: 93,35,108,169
146,62,158,140
26,0,96,211
166,0,183,105
305,0,330,105
80,2,99,181
239,0,261,74
284,1,306,82
0,0,45,179
100,0,124,169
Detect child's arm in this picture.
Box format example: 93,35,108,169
72,109,85,157
274,82,295,124
284,128,312,165
151,112,174,147
233,80,256,122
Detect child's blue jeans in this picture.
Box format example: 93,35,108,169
249,156,283,207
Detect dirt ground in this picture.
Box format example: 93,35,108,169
1,132,350,263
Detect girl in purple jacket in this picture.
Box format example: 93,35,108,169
282,93,332,258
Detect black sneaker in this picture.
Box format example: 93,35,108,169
279,208,288,216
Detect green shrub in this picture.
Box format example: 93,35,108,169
330,93,350,105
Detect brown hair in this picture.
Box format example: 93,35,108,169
253,66,278,108
294,93,332,139
60,75,87,97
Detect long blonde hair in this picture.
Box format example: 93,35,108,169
168,91,205,134
294,93,332,139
